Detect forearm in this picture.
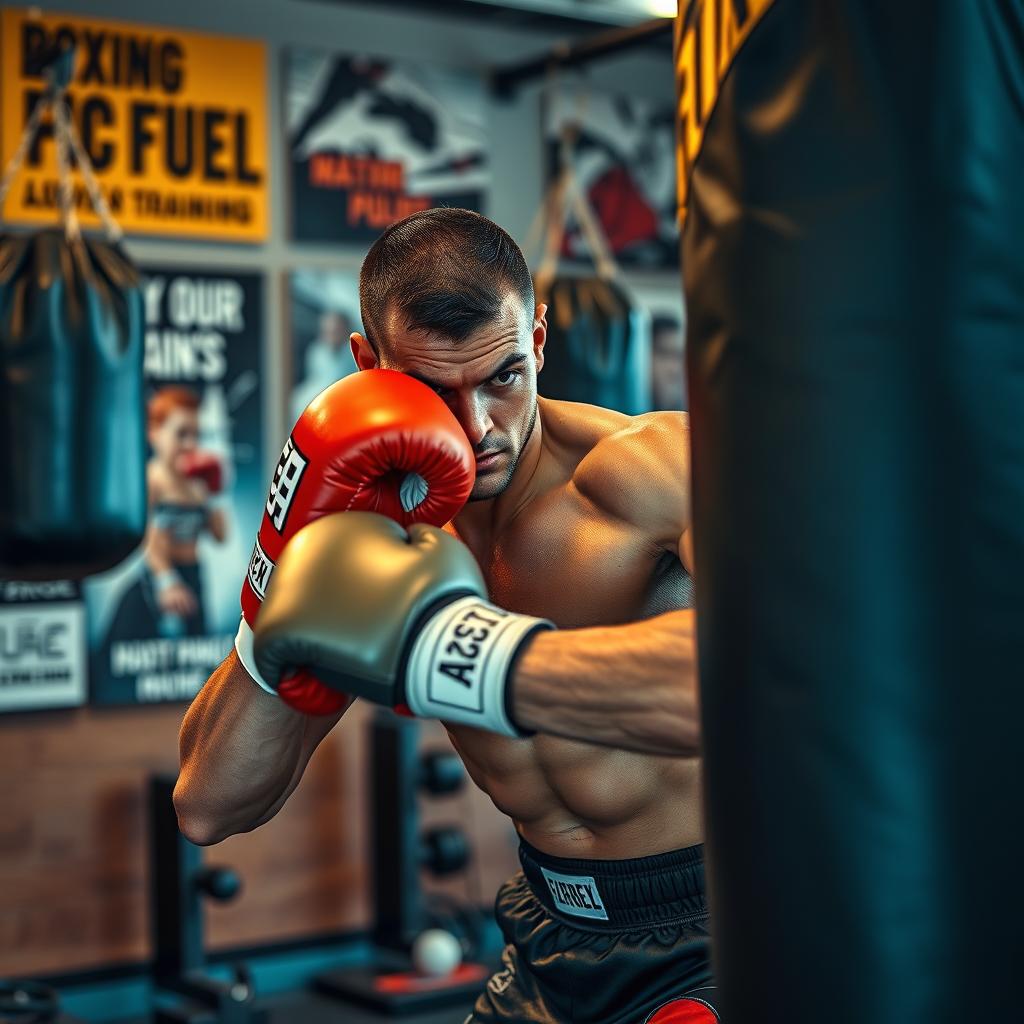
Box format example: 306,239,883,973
511,609,700,757
174,650,344,844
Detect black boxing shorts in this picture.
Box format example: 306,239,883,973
465,838,719,1023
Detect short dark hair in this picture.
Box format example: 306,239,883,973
359,208,534,351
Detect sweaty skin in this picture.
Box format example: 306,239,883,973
444,399,697,858
174,293,698,861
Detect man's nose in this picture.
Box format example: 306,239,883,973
454,392,493,447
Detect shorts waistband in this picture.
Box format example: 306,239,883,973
517,838,707,928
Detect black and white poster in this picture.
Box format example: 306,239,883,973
0,580,86,713
287,50,489,243
85,269,265,706
287,268,362,426
545,90,678,269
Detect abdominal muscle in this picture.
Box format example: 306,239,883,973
443,534,702,860
447,725,703,860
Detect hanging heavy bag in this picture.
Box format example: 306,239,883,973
678,1,1024,1020
0,46,145,579
530,112,650,415
539,274,648,414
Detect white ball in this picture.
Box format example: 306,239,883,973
412,928,463,977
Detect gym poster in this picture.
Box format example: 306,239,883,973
0,8,269,241
0,580,86,713
544,90,678,269
86,268,265,706
286,268,362,427
287,49,489,242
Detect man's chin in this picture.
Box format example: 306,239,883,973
468,483,505,502
468,468,515,502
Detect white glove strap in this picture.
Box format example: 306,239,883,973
235,618,278,697
405,596,553,737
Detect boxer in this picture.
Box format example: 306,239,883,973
175,210,712,1023
105,387,227,643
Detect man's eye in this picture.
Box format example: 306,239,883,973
492,370,519,387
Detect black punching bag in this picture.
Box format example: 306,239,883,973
678,2,1024,1021
0,230,145,578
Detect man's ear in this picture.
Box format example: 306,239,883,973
350,332,379,371
533,303,548,375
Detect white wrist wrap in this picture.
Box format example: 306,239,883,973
405,595,552,737
234,618,278,697
152,568,184,594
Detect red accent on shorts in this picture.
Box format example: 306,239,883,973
645,996,719,1023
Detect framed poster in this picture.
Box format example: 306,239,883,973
0,580,86,713
0,8,268,241
287,50,488,242
286,268,362,426
544,90,678,269
86,268,265,705
632,284,687,412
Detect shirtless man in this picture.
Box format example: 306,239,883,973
175,210,710,1023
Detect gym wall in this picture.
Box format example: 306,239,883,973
0,0,679,980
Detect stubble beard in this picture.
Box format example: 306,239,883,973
468,399,538,502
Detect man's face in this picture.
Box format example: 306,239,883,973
362,291,546,502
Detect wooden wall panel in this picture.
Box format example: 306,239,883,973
0,703,519,978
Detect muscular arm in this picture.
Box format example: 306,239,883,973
515,412,698,755
174,650,347,845
512,608,699,756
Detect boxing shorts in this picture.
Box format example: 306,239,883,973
466,838,719,1023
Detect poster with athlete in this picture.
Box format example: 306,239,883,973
286,268,362,427
544,90,678,269
287,49,489,242
86,268,264,706
632,284,687,411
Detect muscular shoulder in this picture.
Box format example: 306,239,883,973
571,408,690,550
538,396,633,452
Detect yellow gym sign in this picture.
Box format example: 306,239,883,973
0,9,268,241
674,0,776,224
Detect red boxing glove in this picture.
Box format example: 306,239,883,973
179,451,224,495
236,369,475,715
